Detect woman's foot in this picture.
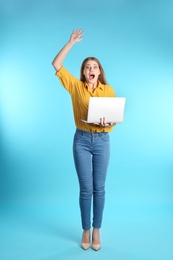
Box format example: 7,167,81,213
92,228,101,251
81,230,90,250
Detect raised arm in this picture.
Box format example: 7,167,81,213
52,29,84,72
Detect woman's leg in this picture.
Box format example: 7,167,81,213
91,133,110,250
73,130,93,231
92,133,110,229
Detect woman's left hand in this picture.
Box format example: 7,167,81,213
100,117,116,127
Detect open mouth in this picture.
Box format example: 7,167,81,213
89,74,95,80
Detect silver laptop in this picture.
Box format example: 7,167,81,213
81,97,126,125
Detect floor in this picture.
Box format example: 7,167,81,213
0,194,173,260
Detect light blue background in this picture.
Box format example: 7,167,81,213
0,0,173,259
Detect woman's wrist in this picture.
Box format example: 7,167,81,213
68,40,75,47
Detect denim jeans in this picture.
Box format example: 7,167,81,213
73,128,110,230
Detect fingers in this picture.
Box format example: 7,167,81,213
99,118,114,127
103,117,106,125
72,28,84,41
100,117,106,126
73,28,83,34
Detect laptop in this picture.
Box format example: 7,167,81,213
81,97,126,125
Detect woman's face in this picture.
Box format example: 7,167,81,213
83,60,101,84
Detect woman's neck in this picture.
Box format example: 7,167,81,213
88,82,97,93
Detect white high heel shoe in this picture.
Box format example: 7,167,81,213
81,231,90,250
92,229,101,251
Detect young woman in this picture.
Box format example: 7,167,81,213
52,29,116,251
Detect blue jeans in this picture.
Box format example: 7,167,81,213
73,128,110,230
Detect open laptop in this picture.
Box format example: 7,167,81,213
81,97,126,125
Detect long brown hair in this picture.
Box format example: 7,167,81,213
80,57,108,85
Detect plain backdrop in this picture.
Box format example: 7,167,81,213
0,0,173,260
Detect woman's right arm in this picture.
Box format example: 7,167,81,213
52,29,84,72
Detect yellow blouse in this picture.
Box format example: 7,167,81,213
56,66,116,132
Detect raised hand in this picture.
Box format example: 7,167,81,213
69,29,84,44
52,28,84,71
